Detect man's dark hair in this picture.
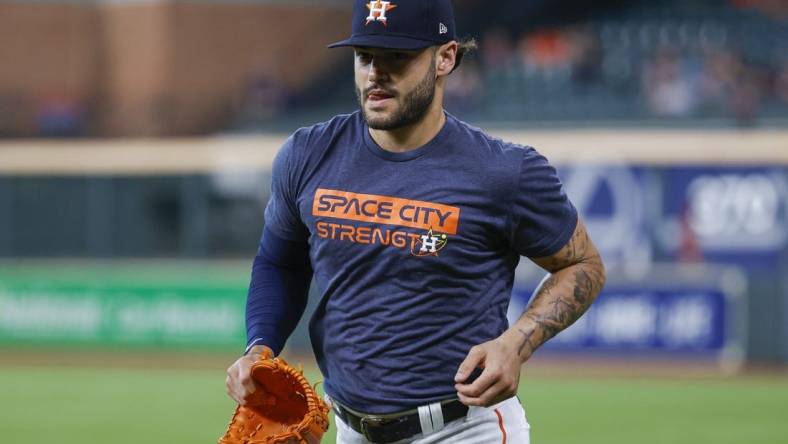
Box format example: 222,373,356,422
452,37,478,73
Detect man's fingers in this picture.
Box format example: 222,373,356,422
454,346,485,383
238,367,257,394
225,357,258,405
455,364,497,398
457,391,485,407
225,375,238,403
226,371,241,403
228,371,252,404
457,379,510,407
226,377,245,404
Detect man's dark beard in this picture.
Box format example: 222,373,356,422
357,61,436,130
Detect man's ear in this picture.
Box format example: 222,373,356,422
436,42,458,76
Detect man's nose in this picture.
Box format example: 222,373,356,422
367,59,390,82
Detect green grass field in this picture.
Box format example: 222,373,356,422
1,262,786,443
1,364,786,444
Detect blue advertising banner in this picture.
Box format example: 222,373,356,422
557,165,652,270
654,167,788,265
513,163,772,359
557,165,788,268
512,287,728,354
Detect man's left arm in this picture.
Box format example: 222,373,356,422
455,217,605,406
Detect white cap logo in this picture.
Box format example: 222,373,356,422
439,22,448,35
366,1,397,26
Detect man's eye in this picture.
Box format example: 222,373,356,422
357,53,372,63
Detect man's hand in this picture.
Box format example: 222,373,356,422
219,348,331,444
454,329,525,407
225,344,274,405
454,218,605,408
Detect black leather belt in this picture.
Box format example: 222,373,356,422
332,400,469,443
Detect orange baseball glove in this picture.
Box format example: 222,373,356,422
219,350,330,444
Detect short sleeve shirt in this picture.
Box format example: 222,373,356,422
264,111,577,414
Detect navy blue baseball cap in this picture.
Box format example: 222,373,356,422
328,0,457,50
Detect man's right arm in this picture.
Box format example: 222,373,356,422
225,227,312,405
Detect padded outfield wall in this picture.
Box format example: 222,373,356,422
0,129,786,365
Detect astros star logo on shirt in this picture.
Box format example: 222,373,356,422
366,1,397,26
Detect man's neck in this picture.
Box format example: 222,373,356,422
368,106,446,153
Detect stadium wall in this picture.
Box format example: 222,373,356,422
0,129,786,364
0,1,349,136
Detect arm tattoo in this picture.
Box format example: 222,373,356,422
522,221,606,349
517,328,536,356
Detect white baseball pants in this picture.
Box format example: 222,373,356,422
333,396,530,444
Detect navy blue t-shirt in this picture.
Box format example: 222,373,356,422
264,111,577,414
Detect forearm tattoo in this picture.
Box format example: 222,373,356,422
517,328,536,356
516,223,605,357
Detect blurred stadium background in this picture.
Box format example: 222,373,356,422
1,0,787,443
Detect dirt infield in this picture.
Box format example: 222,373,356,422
2,346,785,381
0,346,239,370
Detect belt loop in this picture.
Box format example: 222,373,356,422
428,402,444,430
417,405,434,435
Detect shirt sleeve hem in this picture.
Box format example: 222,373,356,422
526,204,578,258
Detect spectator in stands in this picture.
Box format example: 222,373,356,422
479,27,515,73
699,47,740,113
699,47,770,126
517,29,573,76
642,48,698,117
731,65,766,126
566,25,604,89
234,70,289,126
732,0,788,19
445,59,484,115
773,58,788,105
35,93,87,137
